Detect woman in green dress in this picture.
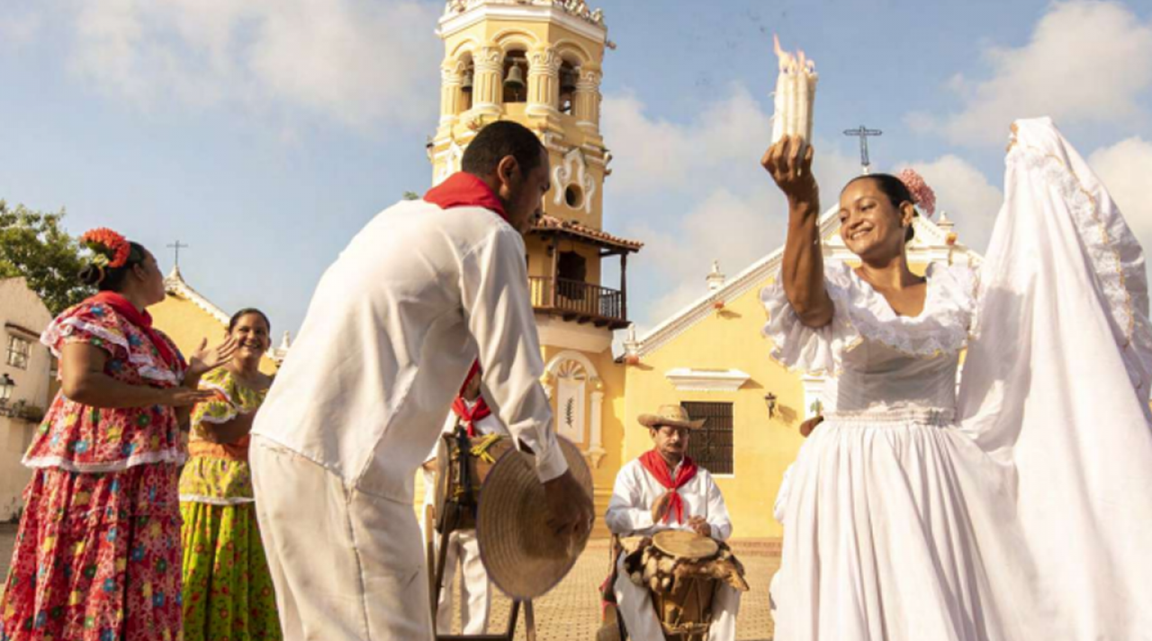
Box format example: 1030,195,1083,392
179,308,281,641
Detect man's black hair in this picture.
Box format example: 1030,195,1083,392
461,120,545,177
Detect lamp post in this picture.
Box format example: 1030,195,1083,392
0,373,26,419
764,392,778,419
0,373,14,403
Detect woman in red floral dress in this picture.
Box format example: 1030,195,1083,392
1,229,236,641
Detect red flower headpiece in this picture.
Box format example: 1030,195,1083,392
80,228,131,269
896,168,936,218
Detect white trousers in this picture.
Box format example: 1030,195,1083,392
251,436,433,641
434,530,492,635
613,554,740,641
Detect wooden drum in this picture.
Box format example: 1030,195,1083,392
433,431,514,532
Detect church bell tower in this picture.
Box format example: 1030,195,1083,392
433,1,641,508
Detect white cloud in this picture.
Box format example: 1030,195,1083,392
0,11,41,49
65,0,441,128
1088,137,1152,254
909,1,1152,145
603,85,865,331
603,85,773,196
896,155,1004,251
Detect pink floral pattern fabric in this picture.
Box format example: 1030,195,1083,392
25,300,187,472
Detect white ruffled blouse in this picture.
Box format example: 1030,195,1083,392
760,261,977,421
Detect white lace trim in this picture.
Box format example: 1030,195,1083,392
179,494,255,506
760,262,973,375
42,316,182,386
1008,146,1152,391
22,449,187,472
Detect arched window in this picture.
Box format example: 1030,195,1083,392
459,55,475,113
558,61,578,114
502,49,528,104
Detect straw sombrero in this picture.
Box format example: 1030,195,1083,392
638,404,705,430
476,436,593,599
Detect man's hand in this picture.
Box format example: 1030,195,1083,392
651,491,674,524
800,415,824,438
686,516,711,538
543,469,594,541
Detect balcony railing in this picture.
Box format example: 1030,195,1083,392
529,277,628,328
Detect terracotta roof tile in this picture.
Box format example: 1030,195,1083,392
532,215,643,251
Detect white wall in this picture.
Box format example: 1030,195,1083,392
0,278,53,521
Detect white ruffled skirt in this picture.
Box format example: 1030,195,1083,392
770,410,1043,641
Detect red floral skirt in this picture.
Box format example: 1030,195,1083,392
1,464,183,641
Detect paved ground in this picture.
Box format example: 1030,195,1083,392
454,539,780,640
0,527,780,639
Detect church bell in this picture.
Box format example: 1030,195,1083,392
504,62,526,91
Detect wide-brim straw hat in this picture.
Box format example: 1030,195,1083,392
638,404,705,430
477,436,593,599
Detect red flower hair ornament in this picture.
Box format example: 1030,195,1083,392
79,228,131,270
896,168,937,218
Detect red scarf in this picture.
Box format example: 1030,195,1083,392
451,360,492,437
424,172,507,220
90,291,179,370
639,449,698,524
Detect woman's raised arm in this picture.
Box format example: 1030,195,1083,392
763,135,834,328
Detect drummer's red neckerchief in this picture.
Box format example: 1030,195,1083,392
423,172,507,221
451,360,492,437
639,450,698,524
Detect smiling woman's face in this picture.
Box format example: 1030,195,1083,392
838,177,912,262
230,313,270,359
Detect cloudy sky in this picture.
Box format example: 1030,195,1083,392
2,0,1151,341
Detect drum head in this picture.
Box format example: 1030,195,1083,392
652,530,719,561
476,437,592,599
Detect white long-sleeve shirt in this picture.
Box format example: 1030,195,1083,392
252,199,567,503
605,457,733,541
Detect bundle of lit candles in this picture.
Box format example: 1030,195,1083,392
770,35,818,145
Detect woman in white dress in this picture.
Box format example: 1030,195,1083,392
762,118,1152,641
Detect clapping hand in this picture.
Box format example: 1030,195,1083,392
187,336,239,378
687,515,711,538
651,491,674,524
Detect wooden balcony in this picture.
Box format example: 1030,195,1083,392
529,277,629,329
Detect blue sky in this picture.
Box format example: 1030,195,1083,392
3,0,1151,341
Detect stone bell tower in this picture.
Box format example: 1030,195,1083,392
432,1,641,519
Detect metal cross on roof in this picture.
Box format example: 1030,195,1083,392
843,125,883,174
167,240,189,269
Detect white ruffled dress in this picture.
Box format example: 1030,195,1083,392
762,118,1152,641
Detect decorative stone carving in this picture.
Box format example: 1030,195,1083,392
552,147,596,214
543,351,604,461
443,0,607,27
434,141,465,186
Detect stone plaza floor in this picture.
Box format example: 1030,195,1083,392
0,526,780,640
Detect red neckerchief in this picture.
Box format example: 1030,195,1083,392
89,291,178,370
424,172,507,220
639,450,698,524
451,360,492,437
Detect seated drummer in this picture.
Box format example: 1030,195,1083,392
423,361,508,636
605,404,740,641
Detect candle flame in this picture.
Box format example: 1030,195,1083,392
773,34,816,74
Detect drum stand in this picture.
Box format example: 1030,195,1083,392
428,427,537,641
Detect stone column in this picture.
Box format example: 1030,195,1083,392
588,387,606,468
574,63,602,133
437,60,466,135
527,46,561,118
471,46,505,118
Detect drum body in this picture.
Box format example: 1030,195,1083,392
434,432,514,532
652,574,716,641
